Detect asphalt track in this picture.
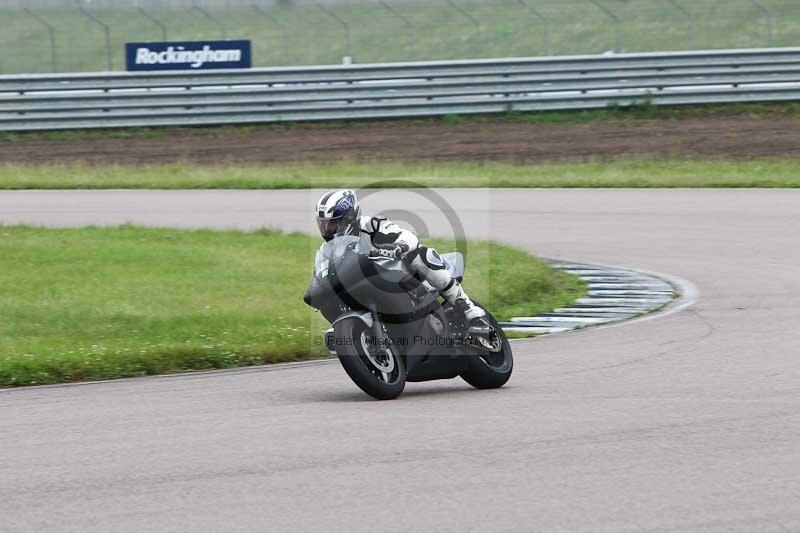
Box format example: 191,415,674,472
1,189,799,533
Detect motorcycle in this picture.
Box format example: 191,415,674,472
303,234,513,400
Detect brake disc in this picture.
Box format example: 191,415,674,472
361,331,396,372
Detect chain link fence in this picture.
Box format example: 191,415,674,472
1,0,798,74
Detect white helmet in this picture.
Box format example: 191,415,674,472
315,189,361,241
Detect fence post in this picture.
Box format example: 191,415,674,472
138,7,168,41
77,2,113,71
667,0,696,50
192,4,227,40
517,0,550,56
751,0,775,47
24,8,58,72
589,0,621,53
252,4,290,64
446,0,481,58
315,2,353,62
379,0,415,60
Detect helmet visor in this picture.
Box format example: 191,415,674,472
317,217,344,241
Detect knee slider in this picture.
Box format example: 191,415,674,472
410,246,451,290
418,246,446,271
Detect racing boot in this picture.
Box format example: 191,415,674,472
440,279,482,317
441,281,501,352
441,280,494,332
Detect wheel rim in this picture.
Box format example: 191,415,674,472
474,332,503,353
469,330,510,370
359,330,398,383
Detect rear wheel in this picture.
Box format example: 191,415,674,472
334,318,405,400
460,311,513,389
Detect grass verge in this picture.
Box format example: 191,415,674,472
2,102,799,144
2,160,800,189
0,225,584,387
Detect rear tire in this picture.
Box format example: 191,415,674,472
335,318,406,400
460,311,513,390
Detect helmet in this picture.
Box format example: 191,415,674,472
316,189,361,241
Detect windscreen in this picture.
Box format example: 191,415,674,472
315,235,361,279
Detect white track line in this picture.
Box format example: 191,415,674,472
500,259,693,337
510,316,615,324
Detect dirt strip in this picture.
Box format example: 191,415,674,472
2,115,800,165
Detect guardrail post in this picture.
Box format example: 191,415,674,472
589,0,621,53
379,0,415,60
138,7,168,41
252,4,290,64
23,8,58,72
751,0,775,47
76,2,113,71
667,0,696,50
315,2,353,63
517,0,550,56
192,4,227,40
446,0,481,58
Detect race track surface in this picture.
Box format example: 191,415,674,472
1,189,799,532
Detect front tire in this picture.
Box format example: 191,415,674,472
460,311,513,389
335,318,406,400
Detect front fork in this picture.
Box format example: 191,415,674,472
326,311,397,358
371,314,394,357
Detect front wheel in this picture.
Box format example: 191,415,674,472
460,311,513,390
334,318,406,400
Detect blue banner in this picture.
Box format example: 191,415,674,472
125,40,252,71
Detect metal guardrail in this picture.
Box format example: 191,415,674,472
1,48,800,131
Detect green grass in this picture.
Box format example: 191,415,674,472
2,159,800,189
1,0,798,74
0,225,584,387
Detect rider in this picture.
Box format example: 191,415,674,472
315,189,488,330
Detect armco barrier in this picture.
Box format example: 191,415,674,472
1,48,800,131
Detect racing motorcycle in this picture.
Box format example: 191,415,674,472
303,234,513,400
